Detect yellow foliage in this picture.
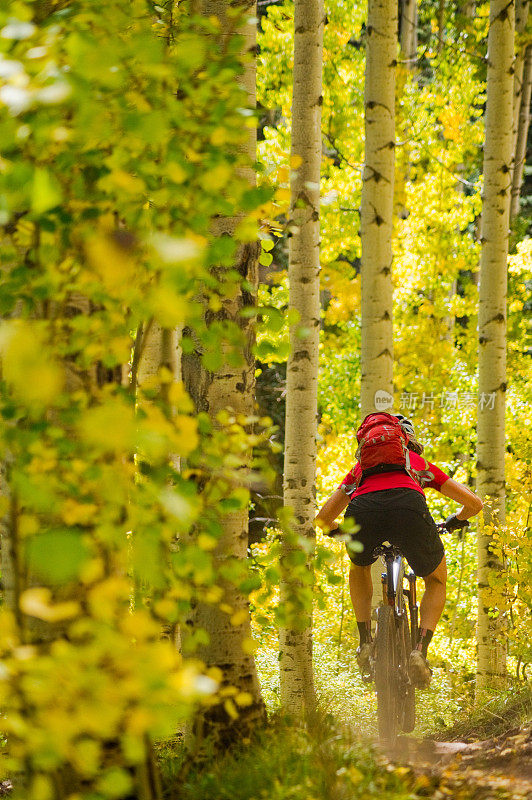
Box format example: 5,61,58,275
0,321,63,408
88,577,130,622
241,637,257,655
235,691,253,707
20,588,80,623
85,233,137,295
172,414,199,455
230,609,248,626
224,698,239,720
79,398,136,454
61,500,98,526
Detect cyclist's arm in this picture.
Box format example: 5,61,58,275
315,488,350,532
438,478,483,521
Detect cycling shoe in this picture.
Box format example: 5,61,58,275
409,649,432,688
356,642,374,683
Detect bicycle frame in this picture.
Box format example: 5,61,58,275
374,543,419,665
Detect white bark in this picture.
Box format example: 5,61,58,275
360,0,397,419
279,0,324,717
511,44,532,220
476,0,515,693
400,0,417,67
509,0,530,220
360,0,397,611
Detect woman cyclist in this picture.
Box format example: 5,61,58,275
315,414,483,688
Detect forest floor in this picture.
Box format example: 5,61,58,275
379,723,532,800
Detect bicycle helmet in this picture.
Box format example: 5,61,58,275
394,414,424,455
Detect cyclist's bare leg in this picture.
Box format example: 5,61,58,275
419,555,447,634
349,564,373,624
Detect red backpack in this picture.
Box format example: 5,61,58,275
355,412,416,488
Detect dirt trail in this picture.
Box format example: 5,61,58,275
380,723,532,799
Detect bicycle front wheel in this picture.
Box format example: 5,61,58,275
374,605,398,742
398,610,416,733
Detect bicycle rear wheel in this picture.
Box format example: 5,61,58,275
374,605,398,742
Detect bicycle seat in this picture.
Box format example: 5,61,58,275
372,543,403,559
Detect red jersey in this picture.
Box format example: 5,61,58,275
339,452,450,499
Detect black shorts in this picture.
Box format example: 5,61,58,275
343,487,444,577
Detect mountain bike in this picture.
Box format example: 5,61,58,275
372,543,418,743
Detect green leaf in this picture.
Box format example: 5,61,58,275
26,529,89,584
259,251,273,267
31,169,63,215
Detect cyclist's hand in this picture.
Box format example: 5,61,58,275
441,513,469,537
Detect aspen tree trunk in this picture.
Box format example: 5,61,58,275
360,0,397,611
400,0,417,67
396,0,417,220
510,0,530,220
182,0,264,743
360,0,397,420
279,0,324,717
457,0,476,15
511,44,532,220
476,0,515,693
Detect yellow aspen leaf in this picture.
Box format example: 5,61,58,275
199,163,232,192
96,767,133,799
277,166,290,183
104,169,146,194
275,187,291,203
206,666,223,683
234,217,258,242
241,637,257,655
20,588,80,622
31,167,63,214
148,285,187,328
126,707,155,736
290,155,303,169
235,692,253,707
61,499,98,526
88,577,130,621
219,603,233,615
395,766,411,777
85,234,136,294
167,162,187,183
204,586,223,603
230,609,248,626
347,767,364,785
153,598,177,619
120,610,160,640
30,774,54,800
79,557,104,585
210,127,229,146
0,608,18,649
219,686,238,697
198,534,217,551
79,399,136,454
68,737,101,777
223,699,239,720
168,381,194,413
0,321,63,407
18,514,39,537
172,415,199,455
